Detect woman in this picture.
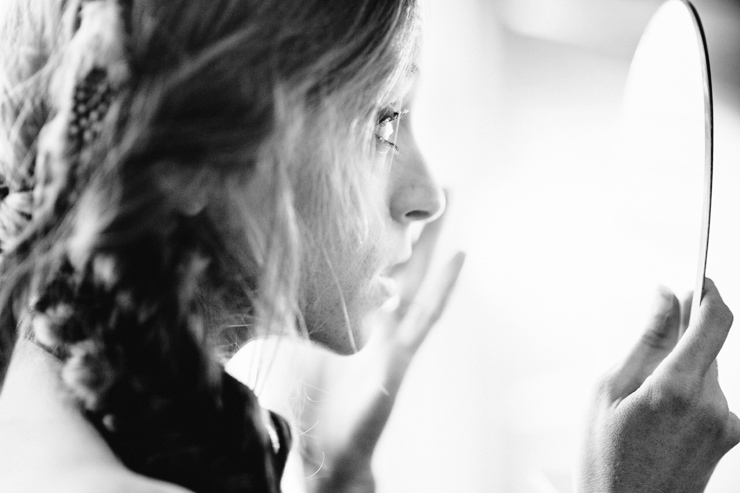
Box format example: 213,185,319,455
0,0,453,491
0,0,736,492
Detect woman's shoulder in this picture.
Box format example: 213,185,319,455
0,450,194,493
0,341,192,493
0,425,194,493
54,465,196,493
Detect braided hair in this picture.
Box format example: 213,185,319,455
0,1,292,490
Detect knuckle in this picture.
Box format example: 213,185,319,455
594,366,639,405
715,303,734,328
703,405,731,433
722,425,740,450
646,375,700,414
723,418,740,448
640,323,674,350
595,378,611,401
647,388,691,415
724,306,734,328
704,300,734,330
594,369,620,401
647,377,734,440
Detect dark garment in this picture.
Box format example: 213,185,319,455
91,370,292,493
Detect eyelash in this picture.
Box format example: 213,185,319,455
375,108,409,153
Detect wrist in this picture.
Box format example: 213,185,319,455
311,462,375,493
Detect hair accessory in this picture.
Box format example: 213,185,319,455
0,0,131,254
69,68,116,151
32,0,130,220
0,186,32,249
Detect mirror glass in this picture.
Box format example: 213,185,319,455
619,0,712,323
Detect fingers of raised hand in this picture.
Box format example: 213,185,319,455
373,210,445,337
393,208,447,306
394,251,466,352
669,278,734,378
605,288,681,400
640,287,681,352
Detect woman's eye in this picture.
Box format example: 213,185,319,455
375,108,408,153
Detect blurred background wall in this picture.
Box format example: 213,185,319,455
371,0,740,491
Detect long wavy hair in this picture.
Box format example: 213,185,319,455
0,0,419,490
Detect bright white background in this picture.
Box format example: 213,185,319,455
231,0,740,491
373,0,740,491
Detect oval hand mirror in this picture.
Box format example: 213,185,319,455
620,0,712,330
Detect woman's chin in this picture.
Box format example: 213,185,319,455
307,323,366,355
302,306,365,355
302,275,398,354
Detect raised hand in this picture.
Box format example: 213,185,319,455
299,212,465,493
577,279,740,492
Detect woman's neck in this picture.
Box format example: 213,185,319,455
0,340,66,416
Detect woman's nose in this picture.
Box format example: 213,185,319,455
388,123,445,224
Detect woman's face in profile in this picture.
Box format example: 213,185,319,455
298,82,445,354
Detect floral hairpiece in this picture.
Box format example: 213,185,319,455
33,0,130,220
0,0,131,258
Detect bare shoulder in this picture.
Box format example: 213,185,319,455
53,464,195,493
0,459,194,493
0,427,193,493
0,414,195,493
0,342,195,493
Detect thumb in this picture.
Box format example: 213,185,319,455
608,288,681,399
